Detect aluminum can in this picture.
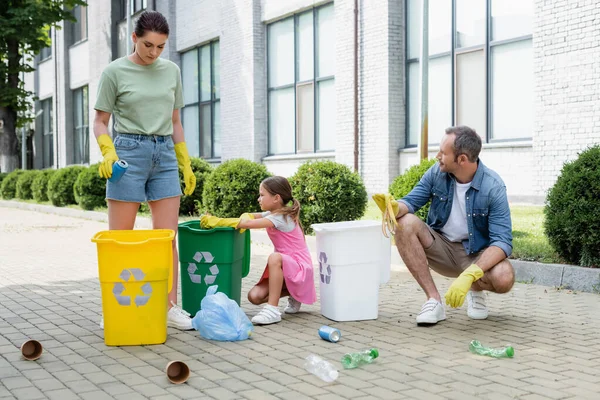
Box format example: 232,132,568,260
318,325,341,343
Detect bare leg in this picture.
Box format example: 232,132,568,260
148,196,181,307
107,200,139,230
471,259,515,293
266,253,284,307
394,214,440,301
248,279,290,305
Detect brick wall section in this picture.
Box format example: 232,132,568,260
533,0,600,197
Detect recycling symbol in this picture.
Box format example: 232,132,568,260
187,251,220,285
319,252,331,284
113,268,152,307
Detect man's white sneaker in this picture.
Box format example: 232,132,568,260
467,290,488,320
251,305,282,325
416,298,446,325
167,302,193,330
284,296,301,314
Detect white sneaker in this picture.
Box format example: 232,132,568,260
167,302,193,330
251,305,282,325
467,290,489,320
416,298,446,325
284,296,301,314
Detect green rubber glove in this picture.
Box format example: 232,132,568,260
174,142,196,196
97,134,119,179
445,264,484,308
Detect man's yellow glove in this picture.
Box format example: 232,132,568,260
444,264,484,308
372,193,400,237
97,134,119,179
174,142,196,196
200,215,249,233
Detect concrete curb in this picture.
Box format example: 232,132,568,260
2,199,599,294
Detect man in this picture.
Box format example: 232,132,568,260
385,126,514,325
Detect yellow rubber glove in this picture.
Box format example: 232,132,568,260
200,215,247,233
372,193,400,237
444,264,484,308
97,134,119,179
174,142,196,196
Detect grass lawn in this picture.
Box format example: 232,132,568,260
361,199,562,264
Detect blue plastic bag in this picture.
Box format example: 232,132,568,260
192,285,254,341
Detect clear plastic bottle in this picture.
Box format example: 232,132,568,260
304,354,339,382
340,348,379,369
469,340,514,358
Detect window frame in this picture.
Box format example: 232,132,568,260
181,40,221,160
69,5,88,46
41,98,54,168
404,0,533,148
120,0,147,19
266,3,335,156
40,29,52,62
72,86,89,165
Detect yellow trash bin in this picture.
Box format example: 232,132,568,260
92,229,174,346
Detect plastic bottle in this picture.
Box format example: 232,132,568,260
304,354,339,382
340,348,379,369
469,340,514,358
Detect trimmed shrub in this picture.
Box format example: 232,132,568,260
47,166,86,207
32,169,56,202
16,170,41,200
203,159,272,218
544,145,600,267
0,170,25,199
389,158,437,221
74,164,107,210
290,161,368,234
0,173,7,187
179,157,212,216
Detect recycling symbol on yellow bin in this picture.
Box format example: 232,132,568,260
113,268,152,307
187,251,219,285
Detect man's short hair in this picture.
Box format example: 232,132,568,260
445,125,482,162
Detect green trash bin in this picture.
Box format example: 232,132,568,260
178,221,251,317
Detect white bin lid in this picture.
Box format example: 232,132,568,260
311,220,380,232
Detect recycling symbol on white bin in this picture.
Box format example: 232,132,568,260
187,251,220,285
319,252,331,284
113,268,152,307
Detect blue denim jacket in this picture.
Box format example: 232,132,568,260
399,160,512,257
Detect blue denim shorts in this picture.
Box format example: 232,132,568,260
106,133,182,203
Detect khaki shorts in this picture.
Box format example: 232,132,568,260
424,226,483,277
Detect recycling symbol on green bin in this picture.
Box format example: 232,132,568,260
319,252,331,284
187,251,220,285
113,268,152,307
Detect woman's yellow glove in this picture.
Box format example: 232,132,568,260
372,193,399,237
444,264,484,308
174,142,196,196
97,134,119,179
200,215,248,233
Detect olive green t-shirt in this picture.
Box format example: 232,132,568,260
94,56,184,136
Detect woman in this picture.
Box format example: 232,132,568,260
94,10,195,330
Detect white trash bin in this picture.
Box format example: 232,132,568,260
312,220,391,322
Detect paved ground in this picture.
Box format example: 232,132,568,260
1,206,600,400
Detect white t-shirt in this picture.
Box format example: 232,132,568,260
440,181,470,242
261,211,296,232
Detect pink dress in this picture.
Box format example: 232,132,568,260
256,222,317,304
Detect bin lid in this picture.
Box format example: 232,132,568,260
91,229,175,244
311,220,380,232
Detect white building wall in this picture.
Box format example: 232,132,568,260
37,60,54,100
69,42,90,90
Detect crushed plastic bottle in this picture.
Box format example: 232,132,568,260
340,348,379,369
304,354,339,382
469,340,514,358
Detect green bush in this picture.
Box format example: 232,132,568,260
179,157,212,216
0,173,7,188
16,170,41,200
389,158,438,221
544,145,600,267
47,166,86,207
32,169,56,202
203,159,271,218
0,170,25,199
74,164,107,210
290,161,368,234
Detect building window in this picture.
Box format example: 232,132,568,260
405,0,533,146
181,41,221,159
70,5,88,45
73,86,89,164
41,98,53,168
267,3,335,155
121,0,147,18
40,29,52,61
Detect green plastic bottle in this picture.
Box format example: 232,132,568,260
469,340,514,358
340,348,379,369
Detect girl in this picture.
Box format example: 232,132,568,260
201,176,317,325
94,11,195,330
